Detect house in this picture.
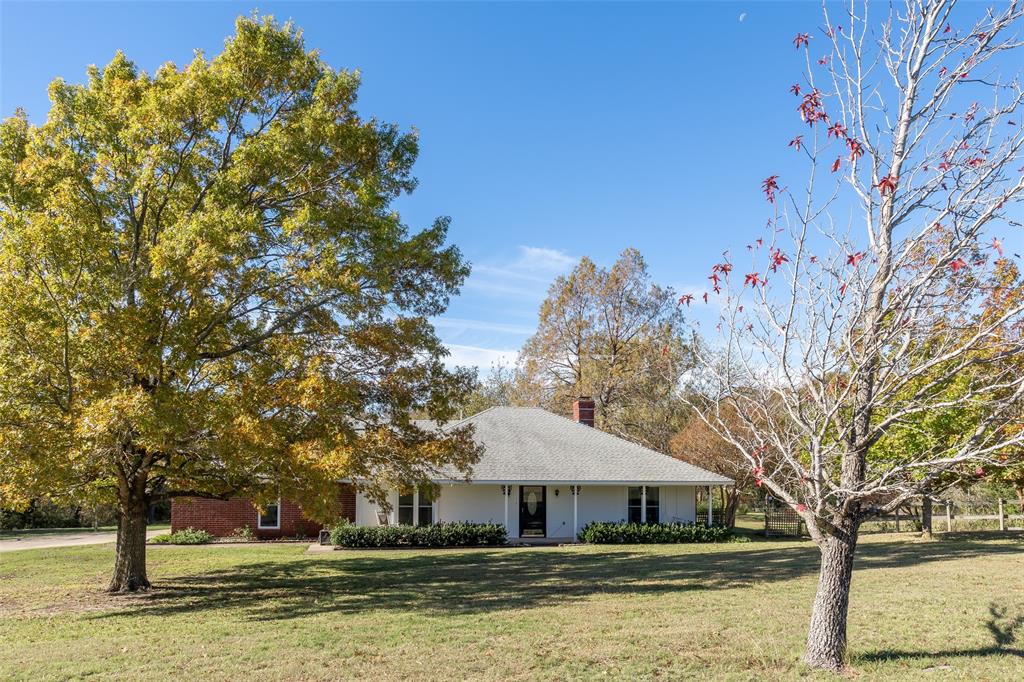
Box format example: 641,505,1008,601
171,398,733,541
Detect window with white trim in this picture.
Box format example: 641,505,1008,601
645,486,660,524
627,487,659,524
257,500,281,529
418,488,434,526
397,488,434,526
398,492,415,525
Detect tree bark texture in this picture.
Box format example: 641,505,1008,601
108,496,150,593
804,531,858,671
921,496,933,539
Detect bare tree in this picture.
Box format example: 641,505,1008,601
684,0,1024,671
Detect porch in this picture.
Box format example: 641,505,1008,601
355,482,729,541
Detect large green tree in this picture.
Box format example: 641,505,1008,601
0,16,479,592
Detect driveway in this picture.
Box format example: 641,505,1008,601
0,529,163,553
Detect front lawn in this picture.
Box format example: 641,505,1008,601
1,531,1022,680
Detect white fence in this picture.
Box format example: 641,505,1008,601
866,499,1024,533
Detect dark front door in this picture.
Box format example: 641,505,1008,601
519,486,546,537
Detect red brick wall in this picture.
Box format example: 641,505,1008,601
171,484,357,539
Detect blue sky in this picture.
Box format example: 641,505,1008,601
5,1,1007,370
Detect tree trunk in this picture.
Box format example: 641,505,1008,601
108,496,150,593
804,531,858,671
921,496,933,539
723,487,740,528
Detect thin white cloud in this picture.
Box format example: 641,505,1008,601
465,245,577,299
432,317,536,336
443,344,519,370
516,246,576,272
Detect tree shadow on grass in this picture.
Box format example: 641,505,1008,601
92,536,1024,623
854,602,1024,663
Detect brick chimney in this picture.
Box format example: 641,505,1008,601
573,397,595,427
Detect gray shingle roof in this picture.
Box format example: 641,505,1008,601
432,407,732,485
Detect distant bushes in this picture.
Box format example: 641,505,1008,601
0,500,117,530
149,528,215,545
330,521,507,548
577,521,734,544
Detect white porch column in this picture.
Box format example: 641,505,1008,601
707,485,713,527
502,485,509,530
572,485,579,541
641,485,647,523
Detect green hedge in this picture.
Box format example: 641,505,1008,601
149,527,215,545
577,521,733,544
330,521,507,548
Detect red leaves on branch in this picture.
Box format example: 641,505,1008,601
846,138,864,161
762,175,780,203
744,272,764,288
875,175,898,194
827,122,847,139
769,248,789,272
943,24,951,34
847,252,865,267
678,294,694,307
702,292,709,304
939,66,949,77
798,89,827,125
789,135,804,152
790,84,801,96
949,258,967,273
967,157,985,168
795,504,807,512
831,157,842,173
709,263,732,294
793,33,811,49
938,161,952,172
992,237,1004,257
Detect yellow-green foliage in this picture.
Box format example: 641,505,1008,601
0,15,479,523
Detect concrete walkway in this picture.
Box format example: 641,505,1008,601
0,529,163,553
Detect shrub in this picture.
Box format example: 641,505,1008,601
230,525,256,542
330,521,507,548
577,521,733,544
149,527,215,545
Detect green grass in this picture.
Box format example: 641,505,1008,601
0,523,169,538
1,524,1023,681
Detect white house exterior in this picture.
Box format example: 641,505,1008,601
354,402,733,542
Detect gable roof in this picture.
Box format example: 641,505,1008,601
432,407,732,485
